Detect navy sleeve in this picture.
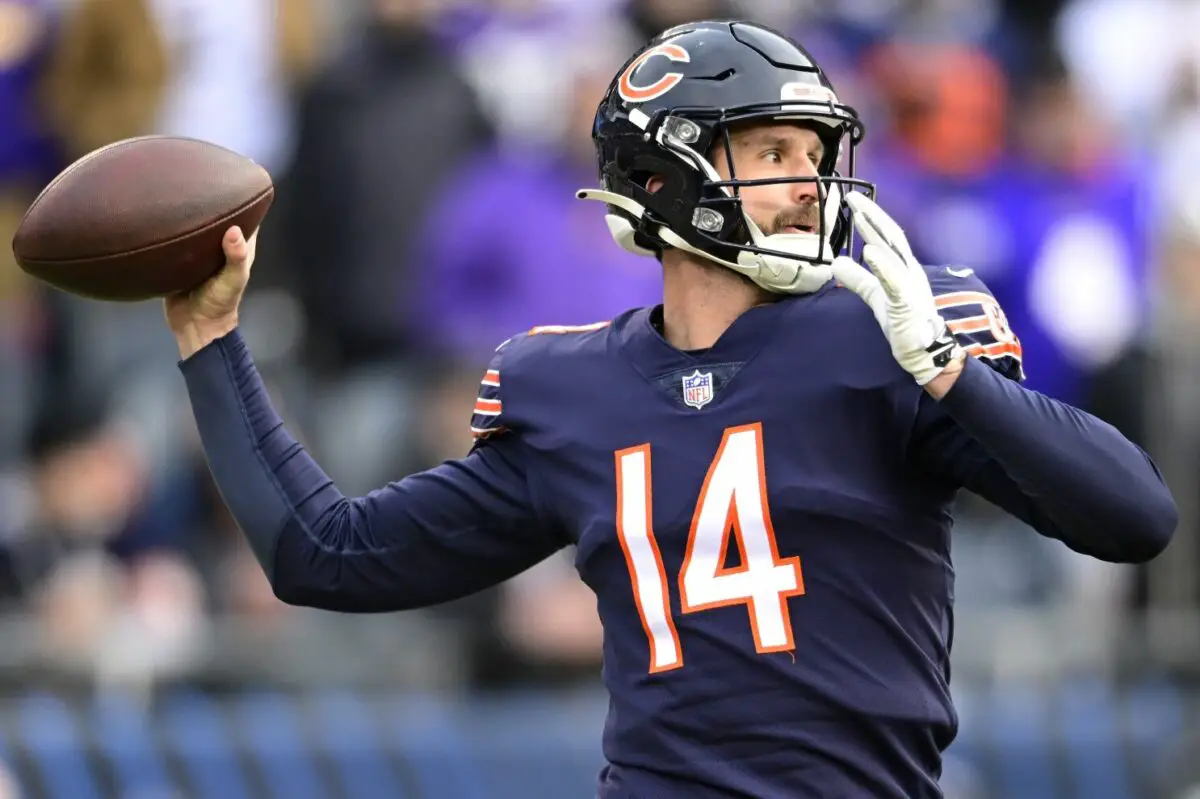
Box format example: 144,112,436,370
910,356,1176,563
179,329,565,612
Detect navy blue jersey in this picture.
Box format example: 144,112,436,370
180,265,1174,799
464,266,1022,797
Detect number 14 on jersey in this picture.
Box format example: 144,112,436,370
614,423,805,673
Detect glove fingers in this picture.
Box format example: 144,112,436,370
845,192,915,264
861,244,908,303
844,192,887,249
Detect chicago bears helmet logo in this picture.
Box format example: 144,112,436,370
618,43,691,103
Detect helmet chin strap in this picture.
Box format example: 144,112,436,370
577,188,834,295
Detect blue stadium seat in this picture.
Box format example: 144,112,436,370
1123,676,1187,792
984,680,1061,799
0,710,23,796
90,693,175,797
388,695,490,799
3,679,1190,799
17,692,103,799
466,692,607,799
309,691,409,798
1056,677,1135,799
159,690,254,799
235,691,332,799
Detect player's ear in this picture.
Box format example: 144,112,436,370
646,175,665,194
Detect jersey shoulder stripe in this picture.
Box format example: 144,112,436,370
470,350,513,440
926,265,1025,382
467,320,615,439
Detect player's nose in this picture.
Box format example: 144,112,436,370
789,158,821,204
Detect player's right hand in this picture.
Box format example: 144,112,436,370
164,225,256,360
830,193,961,386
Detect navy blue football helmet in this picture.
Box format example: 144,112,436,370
578,20,873,293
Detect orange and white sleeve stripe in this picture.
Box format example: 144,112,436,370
934,290,1025,381
469,322,610,438
470,368,507,439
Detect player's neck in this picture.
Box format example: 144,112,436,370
660,251,774,351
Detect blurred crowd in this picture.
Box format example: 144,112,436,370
1,0,1200,701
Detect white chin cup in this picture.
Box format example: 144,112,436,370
736,215,834,294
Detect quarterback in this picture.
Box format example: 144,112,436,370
166,20,1176,799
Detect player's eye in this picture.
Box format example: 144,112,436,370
762,149,783,164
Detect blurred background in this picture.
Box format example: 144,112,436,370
0,0,1198,796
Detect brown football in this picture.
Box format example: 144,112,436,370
11,135,274,302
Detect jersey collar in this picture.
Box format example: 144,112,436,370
615,282,834,379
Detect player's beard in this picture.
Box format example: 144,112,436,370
764,202,821,236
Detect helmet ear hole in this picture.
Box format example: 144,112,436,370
636,172,664,193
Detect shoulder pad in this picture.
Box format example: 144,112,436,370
926,265,1025,382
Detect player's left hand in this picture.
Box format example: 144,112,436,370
831,193,962,386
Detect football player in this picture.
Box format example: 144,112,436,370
166,20,1177,799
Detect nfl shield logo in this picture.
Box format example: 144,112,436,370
681,369,714,410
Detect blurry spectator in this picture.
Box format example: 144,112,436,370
39,0,317,171
37,0,318,357
858,40,1014,295
0,0,58,467
288,0,491,372
865,42,1009,181
449,0,738,147
38,0,168,159
1154,41,1200,273
0,0,57,245
285,0,494,492
864,43,1146,406
1087,197,1200,618
408,23,661,690
0,391,208,685
151,0,318,174
624,0,737,43
33,0,321,512
449,0,585,146
408,21,659,454
1001,52,1149,403
1056,0,1194,148
474,552,606,690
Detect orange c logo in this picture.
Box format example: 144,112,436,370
618,43,691,104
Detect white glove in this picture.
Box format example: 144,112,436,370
830,193,963,385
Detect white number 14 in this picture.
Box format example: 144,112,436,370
614,423,805,673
